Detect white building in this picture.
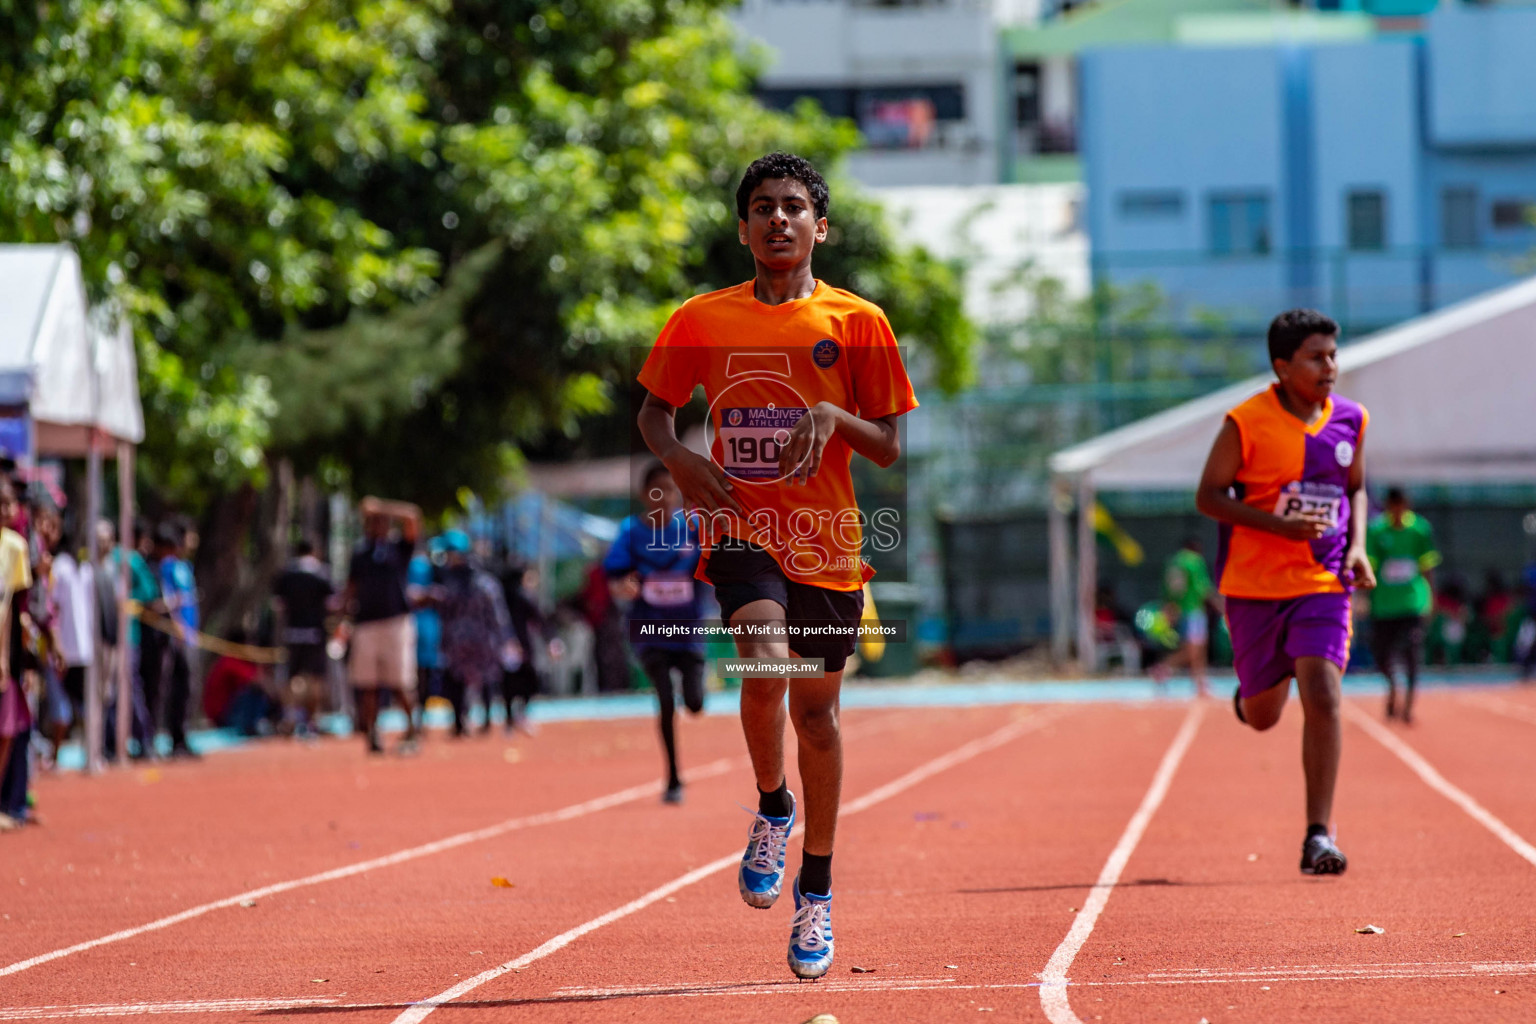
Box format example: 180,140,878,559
735,0,1043,188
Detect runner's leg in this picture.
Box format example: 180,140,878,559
731,598,790,798
642,650,681,787
788,672,843,859
1402,619,1422,723
1295,655,1343,828
1374,619,1400,718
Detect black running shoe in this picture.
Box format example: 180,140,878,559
1233,686,1247,725
1300,832,1348,875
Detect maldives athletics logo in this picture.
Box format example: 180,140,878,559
812,338,840,369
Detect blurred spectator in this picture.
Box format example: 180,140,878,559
272,540,335,738
1426,576,1470,666
97,519,153,759
28,504,71,766
1366,487,1439,723
53,518,95,756
572,560,630,693
0,479,33,830
1093,582,1142,674
342,497,421,755
202,629,277,736
408,542,444,704
437,530,513,737
1151,538,1214,697
129,519,167,759
1520,559,1536,681
498,563,550,732
153,522,199,758
1471,570,1515,663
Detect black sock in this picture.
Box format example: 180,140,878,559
1306,823,1329,838
800,852,832,896
758,781,791,819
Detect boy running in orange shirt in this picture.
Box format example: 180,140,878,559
1196,309,1376,875
637,153,917,977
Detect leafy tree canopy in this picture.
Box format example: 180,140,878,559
1,0,976,516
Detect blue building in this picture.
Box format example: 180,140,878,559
1080,2,1536,332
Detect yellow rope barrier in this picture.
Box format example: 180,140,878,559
127,601,290,664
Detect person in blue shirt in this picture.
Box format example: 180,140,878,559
153,522,199,758
604,463,705,804
408,542,444,706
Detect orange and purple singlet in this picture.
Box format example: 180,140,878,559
1217,385,1369,696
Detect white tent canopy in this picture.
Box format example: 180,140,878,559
0,244,144,455
0,242,144,773
1047,272,1536,663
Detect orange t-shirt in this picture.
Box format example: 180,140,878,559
638,280,918,591
1216,385,1369,600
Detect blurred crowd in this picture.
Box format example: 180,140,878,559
1096,489,1536,692
0,464,208,830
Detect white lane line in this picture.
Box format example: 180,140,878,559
9,956,1528,1018
390,707,1066,1023
0,756,743,980
1038,701,1205,1024
1347,704,1536,868
541,959,1536,1002
0,998,338,1020
0,711,913,981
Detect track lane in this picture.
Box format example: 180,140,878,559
401,703,1197,1023
1068,693,1536,1023
0,707,1000,1017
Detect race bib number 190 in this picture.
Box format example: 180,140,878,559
718,407,806,481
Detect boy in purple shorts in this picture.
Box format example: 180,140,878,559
1196,309,1377,875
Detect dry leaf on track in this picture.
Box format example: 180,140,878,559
1355,925,1385,935
491,877,515,888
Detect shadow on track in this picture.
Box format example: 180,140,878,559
956,877,1244,895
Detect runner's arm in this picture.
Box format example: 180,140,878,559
1195,418,1330,542
1344,440,1376,589
637,391,742,515
779,404,900,483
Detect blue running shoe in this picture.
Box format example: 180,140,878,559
738,791,796,909
787,874,834,979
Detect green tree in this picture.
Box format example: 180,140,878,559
262,1,975,508
0,0,445,508
2,0,976,620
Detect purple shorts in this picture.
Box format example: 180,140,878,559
1225,592,1352,698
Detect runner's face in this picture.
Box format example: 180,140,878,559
739,178,827,269
1275,333,1338,404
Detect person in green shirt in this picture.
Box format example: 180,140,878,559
1154,537,1215,698
1366,487,1440,724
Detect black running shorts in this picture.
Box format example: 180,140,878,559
703,538,865,673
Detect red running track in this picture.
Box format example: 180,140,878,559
2,686,1535,1023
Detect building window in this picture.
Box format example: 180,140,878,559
757,84,965,150
1119,191,1184,219
1491,199,1534,231
1208,193,1271,256
1441,187,1479,250
1346,190,1386,251
1014,63,1040,128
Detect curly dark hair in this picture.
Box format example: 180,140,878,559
734,152,830,222
1267,308,1339,364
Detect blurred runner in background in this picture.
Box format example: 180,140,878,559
1366,487,1439,724
605,463,705,803
1152,537,1215,697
